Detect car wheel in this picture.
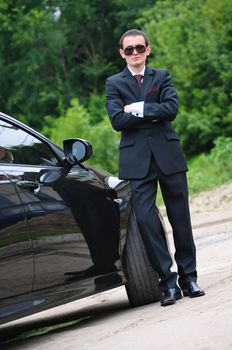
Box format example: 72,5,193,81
123,208,163,307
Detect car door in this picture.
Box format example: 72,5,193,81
0,118,120,294
0,168,33,301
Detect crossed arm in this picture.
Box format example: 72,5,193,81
105,71,179,132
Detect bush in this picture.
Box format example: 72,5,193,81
187,136,232,194
42,97,120,174
142,0,232,157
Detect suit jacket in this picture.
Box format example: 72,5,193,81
105,66,188,179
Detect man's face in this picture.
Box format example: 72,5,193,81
119,35,151,71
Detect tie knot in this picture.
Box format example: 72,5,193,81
134,74,143,88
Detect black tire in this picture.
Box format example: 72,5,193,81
122,208,163,307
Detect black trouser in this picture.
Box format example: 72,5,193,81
129,155,197,292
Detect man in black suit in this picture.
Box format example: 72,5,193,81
105,29,205,306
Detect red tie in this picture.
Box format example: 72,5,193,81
134,74,143,89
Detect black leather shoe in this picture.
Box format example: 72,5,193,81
181,281,205,298
161,288,182,306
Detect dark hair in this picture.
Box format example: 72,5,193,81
119,29,149,48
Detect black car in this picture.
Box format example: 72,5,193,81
0,112,163,326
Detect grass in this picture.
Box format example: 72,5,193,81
187,154,232,195
157,136,232,204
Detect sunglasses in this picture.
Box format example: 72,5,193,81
123,44,147,56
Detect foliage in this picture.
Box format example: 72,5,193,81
141,0,232,156
42,98,90,144
0,1,66,128
187,136,232,194
87,93,107,124
88,115,120,174
42,98,119,174
0,0,154,127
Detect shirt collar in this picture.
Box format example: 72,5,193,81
127,66,146,77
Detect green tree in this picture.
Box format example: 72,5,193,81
43,98,91,145
0,0,155,128
141,0,232,156
0,1,66,128
89,115,120,173
43,97,119,174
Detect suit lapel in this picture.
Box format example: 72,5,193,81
122,66,155,100
141,66,155,100
122,67,140,98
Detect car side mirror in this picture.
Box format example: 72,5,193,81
63,138,93,166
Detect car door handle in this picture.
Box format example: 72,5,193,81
17,180,40,190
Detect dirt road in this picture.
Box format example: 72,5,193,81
1,184,232,350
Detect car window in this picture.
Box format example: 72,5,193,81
0,120,60,166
